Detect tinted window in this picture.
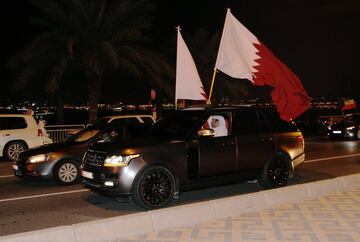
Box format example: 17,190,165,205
261,109,298,132
233,109,259,135
141,117,155,124
149,110,204,139
0,117,27,130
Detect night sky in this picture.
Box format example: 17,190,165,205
1,0,360,104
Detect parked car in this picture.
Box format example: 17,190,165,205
95,114,156,125
13,123,148,185
81,106,305,209
328,114,360,139
0,114,52,161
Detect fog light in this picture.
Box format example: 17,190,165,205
104,181,114,187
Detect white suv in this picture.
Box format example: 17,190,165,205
0,114,53,161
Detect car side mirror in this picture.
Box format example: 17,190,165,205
197,128,215,137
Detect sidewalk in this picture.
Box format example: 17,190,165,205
121,188,360,242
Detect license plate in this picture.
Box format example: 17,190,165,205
12,164,18,171
333,130,342,134
81,170,94,179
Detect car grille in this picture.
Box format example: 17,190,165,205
84,150,107,167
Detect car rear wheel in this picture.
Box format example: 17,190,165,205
132,166,175,209
258,153,291,189
53,159,80,185
5,141,27,161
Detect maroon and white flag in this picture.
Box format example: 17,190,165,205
176,27,207,102
215,9,310,121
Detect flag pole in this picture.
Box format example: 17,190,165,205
207,68,217,104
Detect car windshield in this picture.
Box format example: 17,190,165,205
95,125,148,143
148,110,205,140
68,127,101,142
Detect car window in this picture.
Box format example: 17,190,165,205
200,112,231,137
261,109,298,132
110,117,139,124
69,128,101,142
232,109,259,135
0,117,27,130
141,117,155,124
149,111,204,139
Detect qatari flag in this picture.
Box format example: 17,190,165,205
215,9,310,121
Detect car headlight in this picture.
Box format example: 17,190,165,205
346,126,356,130
27,154,47,164
103,154,140,167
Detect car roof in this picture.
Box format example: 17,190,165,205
101,114,154,119
0,114,33,118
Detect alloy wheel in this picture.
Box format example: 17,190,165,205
58,163,78,183
267,156,290,187
140,169,173,208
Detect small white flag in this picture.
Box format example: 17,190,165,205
175,27,207,102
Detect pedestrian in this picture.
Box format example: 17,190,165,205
149,88,162,120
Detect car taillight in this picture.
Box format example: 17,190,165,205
38,129,43,136
297,135,305,150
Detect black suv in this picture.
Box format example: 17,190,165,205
81,106,305,209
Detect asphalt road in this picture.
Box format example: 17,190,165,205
1,137,360,236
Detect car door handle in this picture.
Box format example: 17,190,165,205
2,134,10,136
222,140,235,146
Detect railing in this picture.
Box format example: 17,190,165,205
45,124,86,143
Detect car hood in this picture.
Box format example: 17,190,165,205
88,137,170,154
20,141,85,157
331,120,357,130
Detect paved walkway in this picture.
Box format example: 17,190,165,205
120,188,360,242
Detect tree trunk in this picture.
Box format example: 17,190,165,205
56,91,64,124
88,76,101,124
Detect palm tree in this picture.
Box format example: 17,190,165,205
11,0,172,123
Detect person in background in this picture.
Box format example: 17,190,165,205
37,116,49,137
149,88,162,120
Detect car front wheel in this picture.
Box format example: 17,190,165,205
132,165,176,209
53,159,80,185
258,153,291,189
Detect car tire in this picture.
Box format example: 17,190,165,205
53,159,80,185
258,153,291,189
5,141,28,161
132,165,176,210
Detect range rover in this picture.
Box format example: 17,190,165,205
81,106,305,209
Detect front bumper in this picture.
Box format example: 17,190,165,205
12,161,54,180
80,158,144,196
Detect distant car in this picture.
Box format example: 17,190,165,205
0,114,52,161
81,106,305,209
95,114,156,125
329,114,360,139
13,123,148,185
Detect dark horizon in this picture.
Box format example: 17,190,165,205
1,0,360,105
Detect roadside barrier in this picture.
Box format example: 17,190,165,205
1,174,359,242
45,125,86,143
